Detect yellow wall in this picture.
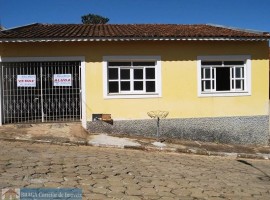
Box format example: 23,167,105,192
0,41,269,121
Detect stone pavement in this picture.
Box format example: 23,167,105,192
0,140,270,200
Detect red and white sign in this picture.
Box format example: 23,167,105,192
17,75,36,87
53,74,72,86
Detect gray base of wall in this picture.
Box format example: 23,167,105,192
87,115,269,145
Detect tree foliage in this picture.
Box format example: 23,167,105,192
81,14,109,24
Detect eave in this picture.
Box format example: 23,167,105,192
0,37,269,43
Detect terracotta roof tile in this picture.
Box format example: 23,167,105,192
0,23,269,41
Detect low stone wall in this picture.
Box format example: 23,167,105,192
87,115,269,145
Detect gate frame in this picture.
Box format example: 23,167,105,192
0,56,86,128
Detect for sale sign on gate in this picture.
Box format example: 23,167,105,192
53,74,72,86
17,75,36,87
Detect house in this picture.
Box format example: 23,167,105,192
2,188,19,200
0,23,269,145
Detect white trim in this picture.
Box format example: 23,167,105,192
0,56,87,128
197,55,251,97
103,56,162,99
0,56,2,125
0,37,268,43
80,59,86,129
1,56,84,62
103,94,161,99
197,55,251,61
103,55,161,61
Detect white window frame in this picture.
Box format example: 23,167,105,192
197,55,251,97
103,56,162,99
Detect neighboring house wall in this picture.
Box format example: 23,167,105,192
0,40,269,144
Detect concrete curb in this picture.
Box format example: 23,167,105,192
0,137,88,146
125,144,270,160
124,145,146,150
236,153,270,160
0,137,269,160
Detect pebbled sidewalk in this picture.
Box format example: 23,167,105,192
0,122,270,160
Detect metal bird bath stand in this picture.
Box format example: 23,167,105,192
147,110,169,139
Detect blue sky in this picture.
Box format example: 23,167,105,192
0,0,269,32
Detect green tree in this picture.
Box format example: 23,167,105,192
81,14,109,24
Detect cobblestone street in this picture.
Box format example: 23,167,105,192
0,140,270,200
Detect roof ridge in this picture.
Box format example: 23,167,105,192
39,23,206,26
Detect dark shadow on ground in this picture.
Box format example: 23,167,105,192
237,160,270,182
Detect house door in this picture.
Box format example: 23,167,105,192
1,61,81,124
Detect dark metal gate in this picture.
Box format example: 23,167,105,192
1,61,81,124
